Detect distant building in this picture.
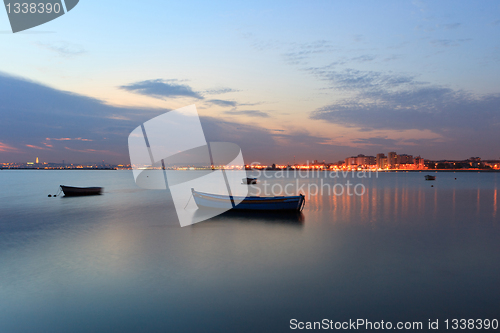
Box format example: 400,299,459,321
345,156,358,167
376,153,387,169
398,154,413,165
414,156,425,169
388,152,398,168
356,154,376,166
344,154,376,168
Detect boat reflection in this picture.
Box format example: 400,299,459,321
194,209,304,226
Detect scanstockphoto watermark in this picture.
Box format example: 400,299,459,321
290,318,499,330
250,165,378,199
290,319,425,330
3,0,79,33
250,165,379,181
253,178,367,198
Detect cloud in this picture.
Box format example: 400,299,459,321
0,72,165,163
35,41,85,57
430,38,472,47
351,55,376,62
352,34,364,42
208,99,238,107
204,88,240,95
412,0,428,13
430,39,456,47
119,79,203,99
442,23,461,30
199,117,351,164
0,72,353,164
306,57,500,158
46,137,93,141
282,40,336,65
311,87,500,132
310,89,500,159
351,137,399,146
224,110,270,118
26,144,51,150
306,65,418,91
64,147,121,155
0,141,19,153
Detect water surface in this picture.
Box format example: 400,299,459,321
0,170,498,332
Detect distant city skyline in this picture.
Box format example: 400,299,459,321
2,151,499,171
1,1,500,164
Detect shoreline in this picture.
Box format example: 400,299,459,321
1,168,498,172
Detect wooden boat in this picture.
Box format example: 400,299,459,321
60,185,103,196
242,177,257,184
424,175,436,181
192,189,305,211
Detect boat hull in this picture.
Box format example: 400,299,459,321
242,178,257,184
192,190,305,211
60,185,103,196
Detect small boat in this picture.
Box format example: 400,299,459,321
242,177,257,184
424,175,436,181
192,189,305,211
60,185,103,196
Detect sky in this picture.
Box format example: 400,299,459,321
0,0,499,164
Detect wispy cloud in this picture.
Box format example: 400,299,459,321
351,137,399,146
208,99,237,107
46,137,93,141
430,38,471,47
412,0,428,13
282,40,336,65
204,88,240,95
0,142,19,153
64,147,121,155
305,65,418,91
351,55,376,62
120,79,203,99
26,144,51,150
442,23,461,30
35,41,85,57
224,110,270,118
352,34,364,42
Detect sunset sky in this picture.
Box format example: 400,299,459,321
1,0,499,164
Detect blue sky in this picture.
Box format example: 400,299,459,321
1,0,499,164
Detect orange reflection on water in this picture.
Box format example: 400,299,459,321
286,175,497,224
477,188,481,214
394,187,398,220
494,189,497,218
452,188,456,220
433,186,438,218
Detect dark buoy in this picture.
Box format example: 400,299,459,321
48,194,51,197
431,185,434,187
455,178,457,180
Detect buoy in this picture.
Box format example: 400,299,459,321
48,194,51,197
431,185,434,187
455,178,456,180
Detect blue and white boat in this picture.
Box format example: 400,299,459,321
192,189,305,211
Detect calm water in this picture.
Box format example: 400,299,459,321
0,170,499,332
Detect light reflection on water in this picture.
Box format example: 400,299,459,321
0,170,498,333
